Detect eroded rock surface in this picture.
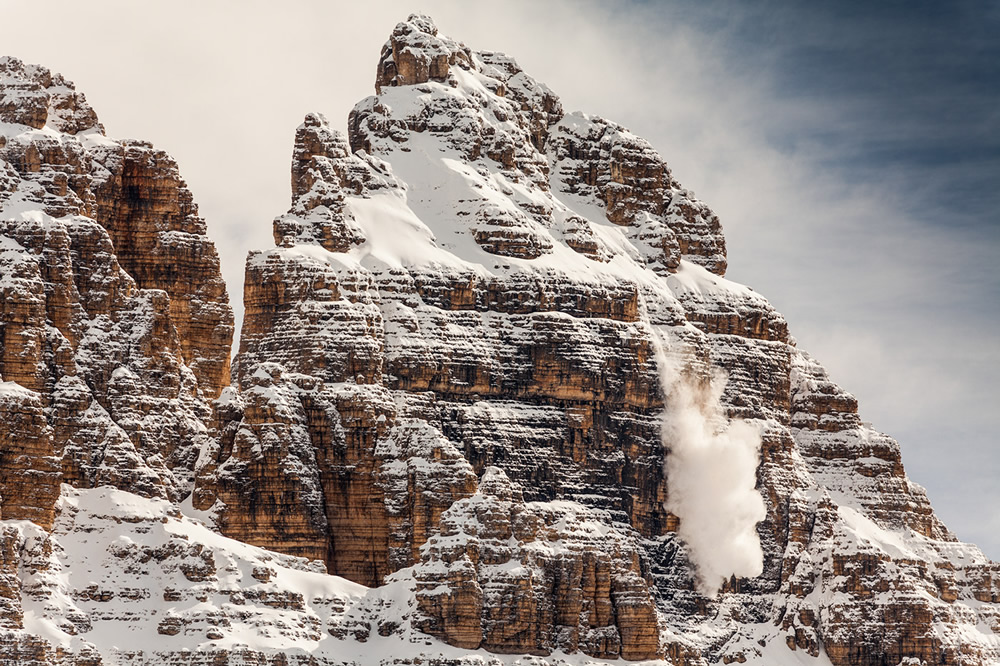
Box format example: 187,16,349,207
0,56,234,664
190,14,1000,666
414,467,661,659
0,57,233,518
3,15,999,666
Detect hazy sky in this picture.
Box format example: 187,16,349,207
3,1,997,556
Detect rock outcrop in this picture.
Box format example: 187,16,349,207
414,467,661,659
0,56,233,661
0,57,233,514
2,15,999,666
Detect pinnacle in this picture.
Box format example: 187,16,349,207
401,13,438,36
374,14,468,93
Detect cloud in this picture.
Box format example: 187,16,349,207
655,340,766,597
2,0,996,555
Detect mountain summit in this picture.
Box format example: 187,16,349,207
1,15,998,666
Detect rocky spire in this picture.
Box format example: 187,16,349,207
0,58,234,521
374,14,471,93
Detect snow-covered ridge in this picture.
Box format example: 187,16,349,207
3,13,1000,666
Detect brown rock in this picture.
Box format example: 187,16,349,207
0,384,60,528
0,59,233,519
414,468,661,660
375,14,472,93
90,140,233,399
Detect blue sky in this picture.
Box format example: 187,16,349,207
3,0,998,555
707,0,999,230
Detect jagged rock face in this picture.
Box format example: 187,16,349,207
0,383,60,529
0,56,234,664
549,115,728,275
89,139,233,399
4,15,1000,666
0,57,233,512
772,350,993,664
193,363,481,586
375,14,470,93
189,13,1000,666
414,467,661,659
201,60,685,598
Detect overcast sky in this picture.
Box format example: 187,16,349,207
3,0,997,556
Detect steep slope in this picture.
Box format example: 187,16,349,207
0,56,234,661
189,14,1000,666
1,15,999,666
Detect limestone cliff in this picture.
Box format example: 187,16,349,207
191,15,999,665
2,16,999,666
0,55,233,661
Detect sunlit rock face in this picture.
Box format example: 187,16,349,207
0,59,233,515
2,15,1000,666
187,14,1000,666
0,55,237,663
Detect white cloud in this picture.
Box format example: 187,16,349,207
656,342,766,597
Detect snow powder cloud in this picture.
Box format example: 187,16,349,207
655,342,767,597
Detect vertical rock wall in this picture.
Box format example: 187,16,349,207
0,56,233,512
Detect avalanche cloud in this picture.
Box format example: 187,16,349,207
657,345,767,596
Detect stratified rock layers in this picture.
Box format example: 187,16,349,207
0,56,234,661
2,15,999,666
0,58,233,556
189,14,1000,666
0,57,233,513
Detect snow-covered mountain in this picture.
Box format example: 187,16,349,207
1,15,998,666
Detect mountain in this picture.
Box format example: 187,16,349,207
1,15,998,666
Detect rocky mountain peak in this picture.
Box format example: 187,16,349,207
375,14,472,93
1,15,999,666
0,56,102,135
351,17,723,273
